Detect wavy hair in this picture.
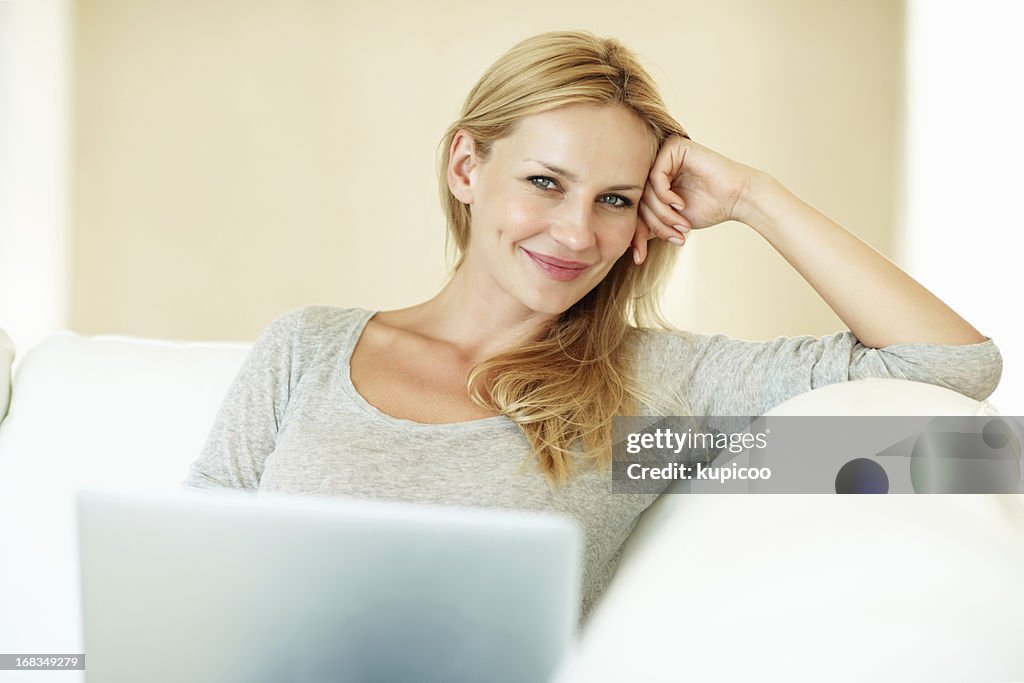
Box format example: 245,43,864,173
437,30,690,486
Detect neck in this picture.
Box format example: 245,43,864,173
388,265,558,365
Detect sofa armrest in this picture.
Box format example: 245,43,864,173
0,329,13,425
619,378,1003,564
560,379,1024,682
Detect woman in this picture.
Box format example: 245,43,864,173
185,30,1002,621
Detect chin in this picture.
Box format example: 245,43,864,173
523,288,592,319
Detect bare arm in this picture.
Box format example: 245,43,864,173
734,171,984,347
633,136,986,348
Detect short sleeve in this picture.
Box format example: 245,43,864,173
633,328,1003,418
183,307,307,491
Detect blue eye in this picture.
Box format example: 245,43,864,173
528,176,558,190
601,195,633,209
527,176,633,209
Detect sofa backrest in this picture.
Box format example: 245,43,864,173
0,331,253,656
0,332,251,490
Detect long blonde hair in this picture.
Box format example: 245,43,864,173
437,31,689,485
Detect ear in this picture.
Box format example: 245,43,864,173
446,129,477,205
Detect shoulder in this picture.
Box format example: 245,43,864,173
626,325,781,380
627,326,751,366
242,306,370,390
249,305,371,369
627,326,696,353
258,305,369,343
625,326,703,390
289,305,370,335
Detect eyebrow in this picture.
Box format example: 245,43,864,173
524,159,643,192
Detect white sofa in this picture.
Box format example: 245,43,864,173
1,328,1022,682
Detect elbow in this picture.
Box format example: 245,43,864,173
963,339,1003,402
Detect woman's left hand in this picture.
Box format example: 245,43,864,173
632,135,760,264
630,135,986,348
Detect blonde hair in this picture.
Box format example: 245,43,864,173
437,30,689,486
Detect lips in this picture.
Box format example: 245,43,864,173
522,248,591,282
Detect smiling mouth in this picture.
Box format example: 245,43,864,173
521,248,590,282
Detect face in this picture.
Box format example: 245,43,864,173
449,103,654,318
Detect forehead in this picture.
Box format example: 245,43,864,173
492,104,655,181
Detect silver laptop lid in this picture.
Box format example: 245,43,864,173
77,487,581,683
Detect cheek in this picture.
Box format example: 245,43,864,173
498,196,552,239
599,214,639,251
473,196,531,239
593,219,636,269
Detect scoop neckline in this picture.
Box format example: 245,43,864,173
338,308,511,430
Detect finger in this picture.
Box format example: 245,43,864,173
638,202,686,248
640,199,689,244
631,218,649,264
637,202,666,241
649,141,688,208
642,167,691,230
650,171,686,212
642,188,692,234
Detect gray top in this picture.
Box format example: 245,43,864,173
184,306,1002,621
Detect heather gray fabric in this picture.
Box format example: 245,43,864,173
184,306,1003,621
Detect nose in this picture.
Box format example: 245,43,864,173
548,198,597,252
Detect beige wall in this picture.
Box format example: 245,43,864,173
71,0,903,342
0,0,70,356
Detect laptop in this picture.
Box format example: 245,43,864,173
76,487,581,683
